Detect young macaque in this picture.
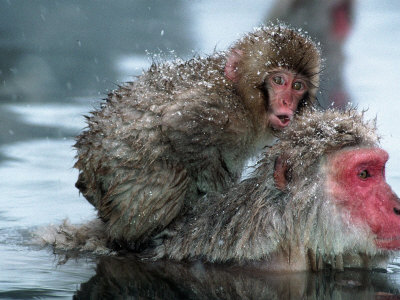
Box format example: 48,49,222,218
74,24,321,246
148,109,400,272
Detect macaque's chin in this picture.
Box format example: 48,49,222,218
269,113,293,130
375,238,400,250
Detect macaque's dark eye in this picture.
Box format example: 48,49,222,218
273,76,284,85
359,170,371,179
292,81,303,90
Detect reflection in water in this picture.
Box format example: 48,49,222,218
74,255,400,299
267,0,354,108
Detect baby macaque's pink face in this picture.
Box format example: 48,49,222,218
264,70,308,130
224,48,311,131
327,148,400,250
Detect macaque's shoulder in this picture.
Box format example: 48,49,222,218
160,88,250,140
138,54,226,87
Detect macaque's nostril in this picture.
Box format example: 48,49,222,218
394,207,400,215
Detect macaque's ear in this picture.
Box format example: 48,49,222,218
224,49,243,83
274,156,289,190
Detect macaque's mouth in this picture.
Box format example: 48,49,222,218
277,114,290,122
276,114,291,126
270,114,293,130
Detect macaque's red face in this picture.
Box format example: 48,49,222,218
326,148,400,250
224,49,312,131
265,70,308,130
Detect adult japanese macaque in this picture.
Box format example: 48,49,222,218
147,109,400,272
74,24,321,247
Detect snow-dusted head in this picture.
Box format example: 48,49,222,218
225,24,322,130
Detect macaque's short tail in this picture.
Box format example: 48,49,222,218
33,218,115,255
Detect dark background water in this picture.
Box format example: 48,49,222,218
1,0,400,299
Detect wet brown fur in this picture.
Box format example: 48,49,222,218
39,109,394,271
74,24,321,247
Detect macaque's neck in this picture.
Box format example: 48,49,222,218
255,130,277,151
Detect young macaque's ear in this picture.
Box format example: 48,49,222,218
224,49,243,83
274,155,289,190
